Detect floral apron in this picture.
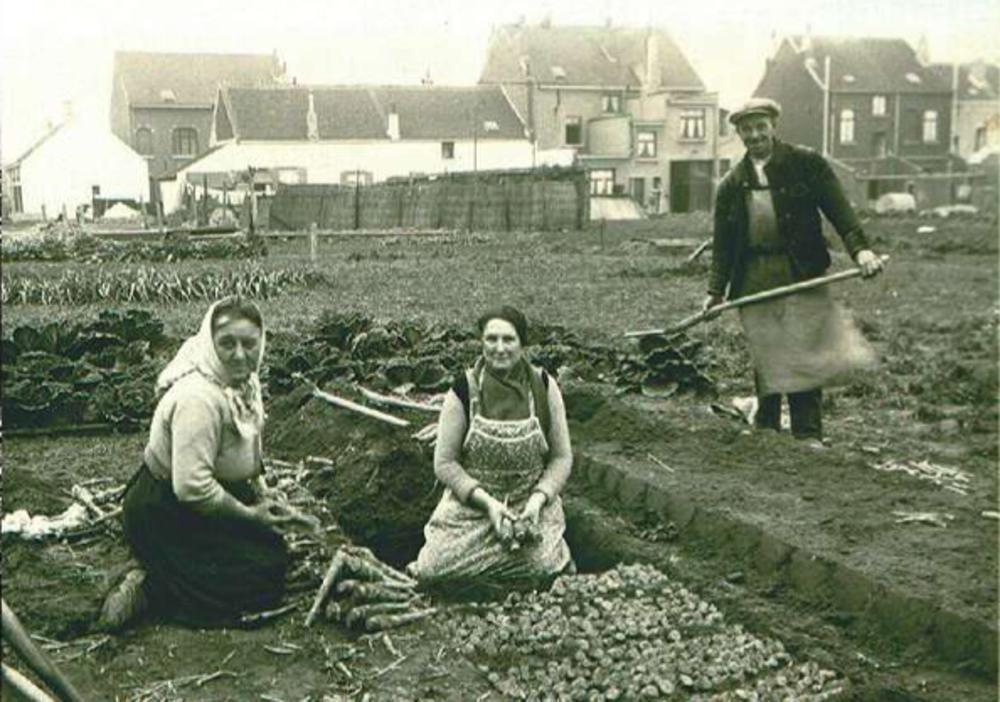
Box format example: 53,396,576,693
410,367,573,587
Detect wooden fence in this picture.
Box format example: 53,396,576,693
262,168,590,232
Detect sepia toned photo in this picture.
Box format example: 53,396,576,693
1,0,997,699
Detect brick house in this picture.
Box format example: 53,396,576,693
479,22,740,213
753,36,955,202
157,84,534,212
928,61,999,160
110,51,284,188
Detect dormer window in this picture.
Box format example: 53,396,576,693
160,89,177,103
551,65,567,81
842,74,856,84
483,120,500,132
905,72,922,84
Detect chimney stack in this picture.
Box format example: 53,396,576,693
306,92,319,141
387,103,400,141
645,31,661,93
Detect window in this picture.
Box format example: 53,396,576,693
872,95,887,116
589,169,615,195
719,109,730,136
922,110,938,143
10,165,22,213
602,94,621,113
172,127,198,157
134,127,153,155
341,170,372,186
636,130,657,158
441,141,455,159
975,126,987,151
652,176,662,191
482,120,499,132
679,109,706,140
564,116,582,146
839,109,855,144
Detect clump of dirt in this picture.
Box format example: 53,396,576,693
266,387,440,568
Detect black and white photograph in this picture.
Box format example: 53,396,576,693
1,0,997,699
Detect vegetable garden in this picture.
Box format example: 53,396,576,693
1,217,996,701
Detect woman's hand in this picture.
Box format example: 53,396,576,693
516,491,548,543
470,488,516,543
248,498,296,531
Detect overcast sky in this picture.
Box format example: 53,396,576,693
2,0,997,161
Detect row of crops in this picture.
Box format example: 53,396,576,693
4,307,715,433
1,265,315,305
1,232,265,263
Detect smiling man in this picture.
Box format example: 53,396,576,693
703,98,883,445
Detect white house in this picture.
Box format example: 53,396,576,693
5,117,150,218
159,84,546,212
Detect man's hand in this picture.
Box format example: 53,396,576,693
701,294,725,318
855,250,884,278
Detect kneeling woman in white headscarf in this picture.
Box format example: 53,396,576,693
409,306,575,594
100,297,294,630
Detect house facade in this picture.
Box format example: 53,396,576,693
110,51,284,184
158,84,534,212
754,36,954,200
479,22,741,213
4,117,149,218
929,61,1000,160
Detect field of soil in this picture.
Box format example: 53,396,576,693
2,214,997,700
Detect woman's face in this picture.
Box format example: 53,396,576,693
482,318,523,371
212,316,262,384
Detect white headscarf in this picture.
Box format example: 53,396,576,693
156,298,266,438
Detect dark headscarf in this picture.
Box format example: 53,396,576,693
476,305,528,346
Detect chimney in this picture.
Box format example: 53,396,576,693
306,92,319,141
387,103,400,141
916,34,931,65
645,31,661,93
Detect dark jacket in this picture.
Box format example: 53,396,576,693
708,139,870,298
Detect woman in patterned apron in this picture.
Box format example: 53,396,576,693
410,306,574,593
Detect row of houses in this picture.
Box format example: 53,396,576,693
4,25,998,220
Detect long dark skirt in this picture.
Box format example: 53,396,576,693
122,464,288,627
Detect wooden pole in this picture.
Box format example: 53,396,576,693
2,599,86,702
41,204,47,222
309,223,318,262
624,256,889,338
156,201,165,233
686,237,712,263
292,373,409,427
356,385,440,413
202,173,209,226
139,194,148,229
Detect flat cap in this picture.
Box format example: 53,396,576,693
729,98,781,125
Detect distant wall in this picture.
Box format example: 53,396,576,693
264,168,590,231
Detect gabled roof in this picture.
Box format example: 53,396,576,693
217,85,527,141
787,36,950,94
114,51,280,106
225,86,386,140
479,24,704,91
928,61,999,101
370,86,527,139
6,122,64,166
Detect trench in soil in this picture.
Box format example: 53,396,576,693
258,380,998,697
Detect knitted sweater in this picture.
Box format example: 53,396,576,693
144,373,262,511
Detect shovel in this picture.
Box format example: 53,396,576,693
624,255,889,338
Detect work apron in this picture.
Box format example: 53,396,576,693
410,367,573,590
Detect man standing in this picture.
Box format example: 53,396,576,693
704,98,883,444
